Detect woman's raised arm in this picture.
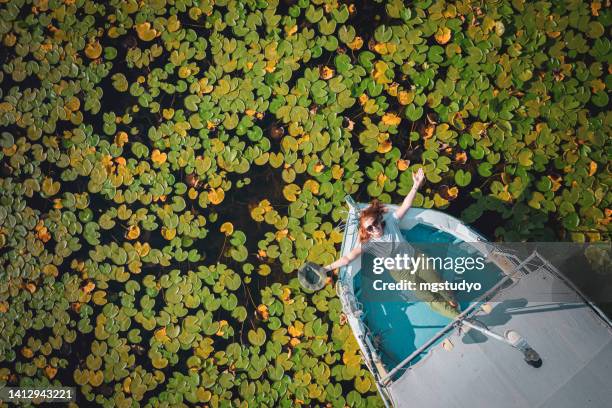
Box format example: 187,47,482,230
394,167,425,220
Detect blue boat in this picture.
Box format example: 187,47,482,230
337,197,612,408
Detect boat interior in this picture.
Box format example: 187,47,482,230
350,222,506,374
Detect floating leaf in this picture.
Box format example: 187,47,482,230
320,66,334,80
151,149,167,164
126,225,140,240
42,178,60,196
136,22,158,41
517,149,533,167
372,61,392,84
85,40,102,59
248,328,266,346
455,169,472,187
208,188,225,205
283,184,301,202
435,27,451,44
405,104,423,121
114,131,128,147
257,304,270,321
258,264,271,277
220,222,234,235
381,113,401,126
397,159,410,171
348,36,364,50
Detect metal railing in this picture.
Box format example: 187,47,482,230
380,250,542,385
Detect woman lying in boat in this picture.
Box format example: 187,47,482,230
322,168,460,319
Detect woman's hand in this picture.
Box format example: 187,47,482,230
395,168,425,220
323,266,339,275
412,167,425,190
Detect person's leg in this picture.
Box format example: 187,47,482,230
414,255,457,304
389,268,416,286
390,268,460,319
411,276,460,319
389,268,421,302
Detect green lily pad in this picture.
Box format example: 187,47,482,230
248,328,266,346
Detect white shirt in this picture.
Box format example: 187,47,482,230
363,211,415,259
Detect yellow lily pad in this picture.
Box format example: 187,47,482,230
126,225,140,240
373,61,392,84
220,222,234,235
136,22,158,41
348,36,364,50
151,149,167,164
114,131,128,147
435,27,452,44
381,112,401,126
208,188,225,205
84,40,102,59
161,227,176,240
283,184,301,202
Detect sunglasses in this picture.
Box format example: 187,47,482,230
365,216,385,233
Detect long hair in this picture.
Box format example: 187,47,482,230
358,199,387,243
